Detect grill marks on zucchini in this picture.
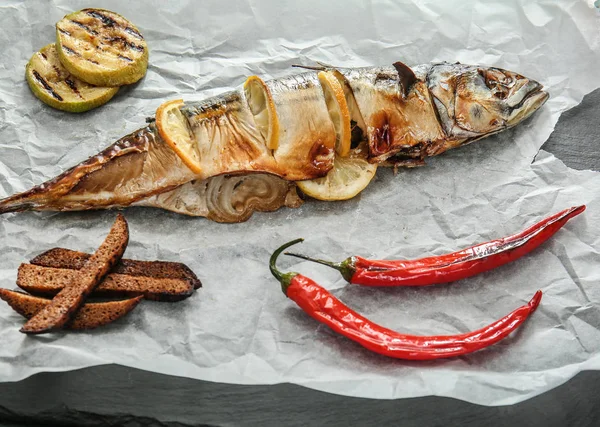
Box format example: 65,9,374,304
61,43,100,66
124,26,143,40
61,44,100,67
64,78,83,98
55,8,148,86
25,43,119,113
61,45,78,56
58,29,137,68
32,70,64,101
86,9,117,27
70,19,98,36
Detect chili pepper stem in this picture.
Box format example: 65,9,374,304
270,238,304,295
284,252,356,282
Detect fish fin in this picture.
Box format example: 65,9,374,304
291,61,338,72
291,64,327,71
316,61,336,69
393,61,418,98
0,195,34,214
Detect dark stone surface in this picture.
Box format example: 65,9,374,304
0,364,600,427
0,89,598,427
539,88,600,170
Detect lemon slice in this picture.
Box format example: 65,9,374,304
297,147,377,201
25,43,119,113
55,8,149,86
331,69,368,148
243,76,279,150
155,99,202,174
318,71,351,157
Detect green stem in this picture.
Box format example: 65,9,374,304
284,252,356,283
284,252,342,270
269,238,303,294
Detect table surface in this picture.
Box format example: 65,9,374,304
0,89,598,427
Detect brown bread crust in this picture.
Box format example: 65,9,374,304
17,264,194,302
31,247,201,289
0,289,142,330
20,214,129,334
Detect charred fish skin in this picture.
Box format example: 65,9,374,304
0,61,548,221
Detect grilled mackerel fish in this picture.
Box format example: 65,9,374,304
0,61,548,222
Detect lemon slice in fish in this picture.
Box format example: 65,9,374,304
297,145,377,201
156,99,202,174
25,43,119,113
331,69,368,148
55,8,149,87
318,71,351,157
244,76,280,150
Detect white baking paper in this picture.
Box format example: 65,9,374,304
0,0,599,406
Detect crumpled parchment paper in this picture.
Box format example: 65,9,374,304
1,0,599,406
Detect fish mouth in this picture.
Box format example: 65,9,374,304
521,83,548,106
507,85,549,126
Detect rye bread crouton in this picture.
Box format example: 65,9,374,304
20,214,129,334
0,289,142,330
17,264,194,302
31,247,201,289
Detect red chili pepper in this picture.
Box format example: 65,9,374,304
270,239,542,360
285,205,585,287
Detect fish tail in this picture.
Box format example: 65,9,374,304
0,125,197,215
0,127,153,214
0,191,39,214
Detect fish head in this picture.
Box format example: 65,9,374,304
428,63,548,141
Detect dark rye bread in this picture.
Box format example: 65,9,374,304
0,289,142,330
17,264,194,302
20,214,129,334
31,247,201,289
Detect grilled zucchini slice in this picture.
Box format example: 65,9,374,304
55,8,149,87
25,43,119,113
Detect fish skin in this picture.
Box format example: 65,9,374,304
338,66,447,164
0,61,548,222
181,73,336,181
337,62,548,164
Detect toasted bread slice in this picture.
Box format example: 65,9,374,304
21,214,129,334
17,264,194,302
0,289,141,330
31,247,201,289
